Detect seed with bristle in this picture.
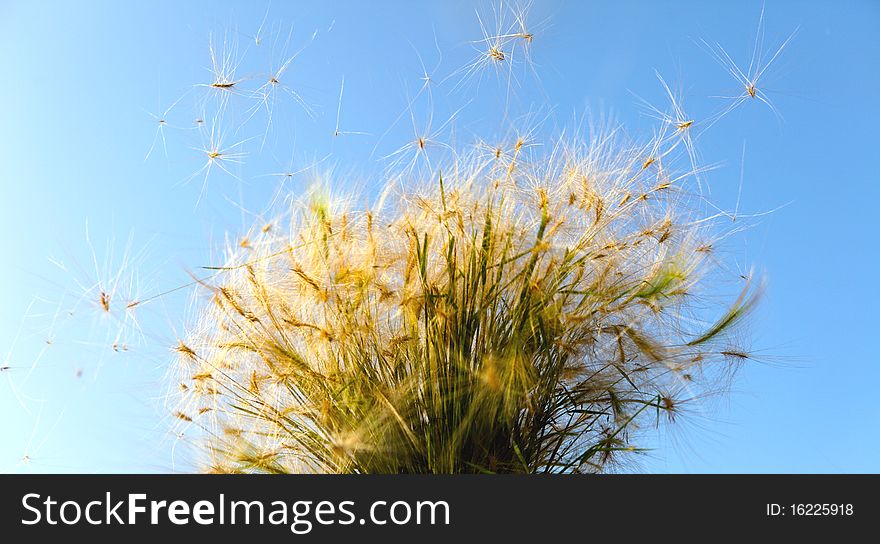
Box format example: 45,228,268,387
249,371,262,394
223,427,243,438
292,266,322,292
175,340,198,360
721,349,750,360
99,291,111,312
388,335,414,349
657,227,671,244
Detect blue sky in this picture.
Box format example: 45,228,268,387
0,0,877,473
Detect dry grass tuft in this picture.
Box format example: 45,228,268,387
170,126,760,473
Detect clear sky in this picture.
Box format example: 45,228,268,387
0,0,877,473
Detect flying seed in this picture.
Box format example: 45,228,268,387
721,350,750,360
700,7,799,119
99,291,111,312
